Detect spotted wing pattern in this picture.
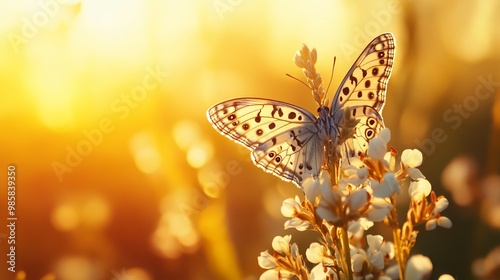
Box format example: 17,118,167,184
207,98,324,186
207,33,396,186
331,33,395,157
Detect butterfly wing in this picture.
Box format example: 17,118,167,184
207,98,324,186
342,106,385,158
331,33,395,157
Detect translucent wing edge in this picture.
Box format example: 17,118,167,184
330,33,396,114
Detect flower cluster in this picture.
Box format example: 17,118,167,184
293,44,326,107
257,45,452,280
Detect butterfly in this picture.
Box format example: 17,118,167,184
206,33,395,187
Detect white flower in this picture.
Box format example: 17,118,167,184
365,198,392,222
303,171,330,202
401,149,426,182
347,220,367,240
380,241,395,260
348,188,370,213
259,269,293,280
433,197,449,214
409,179,432,202
284,217,310,231
407,168,426,180
401,149,423,168
385,264,399,279
369,251,384,270
306,242,326,264
366,235,385,270
281,197,310,231
358,217,374,230
351,252,366,273
281,196,301,217
259,270,278,280
438,274,455,280
310,263,337,280
258,251,277,269
365,234,393,271
350,245,369,273
371,173,400,198
339,164,368,191
384,150,396,171
426,216,452,230
316,184,342,223
368,128,391,161
368,138,386,160
343,156,365,169
272,235,291,255
426,196,452,230
405,254,433,280
290,243,300,258
366,234,383,250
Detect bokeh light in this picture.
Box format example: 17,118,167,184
1,0,499,279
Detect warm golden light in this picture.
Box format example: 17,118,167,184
173,120,202,151
51,203,79,231
186,140,213,169
55,257,97,280
151,211,200,259
51,195,110,232
130,131,162,174
2,0,498,279
80,196,110,229
116,268,152,280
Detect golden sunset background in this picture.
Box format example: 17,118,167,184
0,0,499,279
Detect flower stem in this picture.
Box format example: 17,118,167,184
388,195,405,280
337,226,353,280
392,228,405,280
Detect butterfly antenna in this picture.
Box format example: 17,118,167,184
286,73,313,90
325,56,336,95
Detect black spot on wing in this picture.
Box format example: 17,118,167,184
349,74,358,86
255,113,261,123
271,106,284,118
366,129,374,139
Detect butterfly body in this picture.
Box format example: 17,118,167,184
316,106,341,146
207,33,395,187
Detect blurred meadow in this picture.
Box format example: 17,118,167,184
0,0,499,279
